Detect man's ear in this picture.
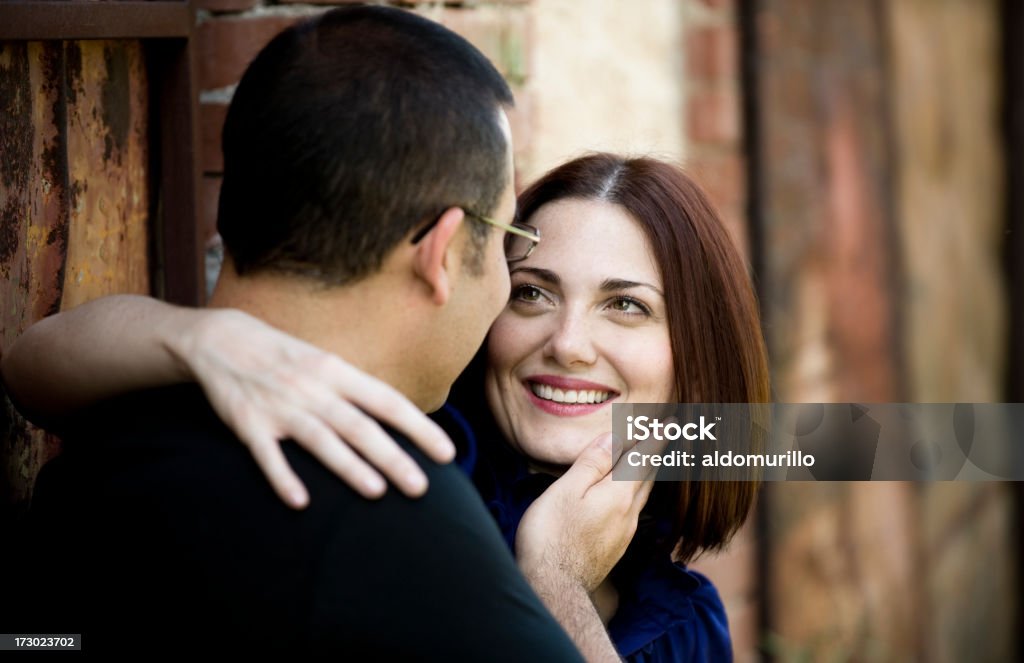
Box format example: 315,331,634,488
412,207,465,306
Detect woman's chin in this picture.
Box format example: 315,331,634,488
521,441,590,469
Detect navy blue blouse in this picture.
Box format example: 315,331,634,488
439,404,733,663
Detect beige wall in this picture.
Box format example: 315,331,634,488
524,0,686,181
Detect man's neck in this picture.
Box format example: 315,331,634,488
208,264,430,410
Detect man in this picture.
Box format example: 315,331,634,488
17,7,592,658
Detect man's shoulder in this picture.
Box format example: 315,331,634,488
30,389,582,660
55,385,487,525
67,384,228,448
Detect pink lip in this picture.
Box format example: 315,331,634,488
526,375,617,392
522,375,619,417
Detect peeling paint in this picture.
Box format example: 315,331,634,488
100,43,130,165
65,41,82,107
2,38,150,515
0,43,31,192
0,199,21,270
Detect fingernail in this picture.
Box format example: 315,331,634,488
406,471,428,495
601,433,613,451
365,476,386,496
434,441,456,463
289,489,309,509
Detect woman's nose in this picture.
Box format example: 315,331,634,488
542,310,598,367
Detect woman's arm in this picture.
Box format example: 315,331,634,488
1,294,455,506
3,295,201,422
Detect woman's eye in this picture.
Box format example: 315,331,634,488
607,296,651,317
512,284,544,303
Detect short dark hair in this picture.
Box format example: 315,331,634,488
517,153,771,564
217,6,514,284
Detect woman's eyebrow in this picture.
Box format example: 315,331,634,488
600,278,664,297
509,266,559,284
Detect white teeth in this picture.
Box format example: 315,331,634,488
529,383,612,405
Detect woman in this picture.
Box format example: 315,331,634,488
3,153,769,662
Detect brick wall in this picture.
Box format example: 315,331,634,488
683,0,747,257
194,0,699,245
679,4,759,662
194,0,534,247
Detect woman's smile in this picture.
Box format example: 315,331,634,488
523,374,620,415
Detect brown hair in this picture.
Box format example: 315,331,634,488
516,153,771,563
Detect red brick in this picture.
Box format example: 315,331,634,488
697,0,735,9
688,87,741,145
198,15,302,90
690,152,746,211
200,102,229,174
686,24,738,81
195,0,258,12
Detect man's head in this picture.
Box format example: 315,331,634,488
211,6,518,410
217,6,514,282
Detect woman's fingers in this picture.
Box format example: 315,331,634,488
238,423,313,509
328,358,455,464
317,400,429,497
189,311,453,502
225,378,430,501
281,411,394,499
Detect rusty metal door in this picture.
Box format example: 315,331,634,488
0,1,201,522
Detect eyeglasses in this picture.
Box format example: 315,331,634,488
410,208,540,263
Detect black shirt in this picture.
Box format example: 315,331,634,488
21,385,583,660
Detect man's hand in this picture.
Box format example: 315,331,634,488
516,433,656,592
515,433,658,662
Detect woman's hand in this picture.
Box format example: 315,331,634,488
166,308,456,508
2,295,452,508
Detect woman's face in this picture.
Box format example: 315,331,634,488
485,198,676,466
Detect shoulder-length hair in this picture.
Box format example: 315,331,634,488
516,153,771,563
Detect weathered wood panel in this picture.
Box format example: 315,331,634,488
751,2,918,650
751,0,1014,660
1,39,149,519
754,0,903,404
62,40,149,308
887,4,1014,662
